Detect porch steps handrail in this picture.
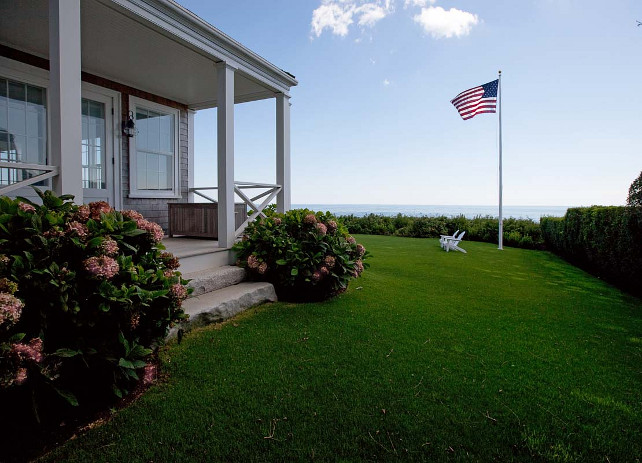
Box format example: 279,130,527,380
190,181,282,237
0,162,59,195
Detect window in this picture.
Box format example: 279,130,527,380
0,77,47,186
129,97,180,198
82,98,106,189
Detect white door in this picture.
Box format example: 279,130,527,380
81,89,117,205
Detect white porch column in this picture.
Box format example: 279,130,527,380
187,109,195,203
276,93,291,213
49,0,83,202
216,62,235,248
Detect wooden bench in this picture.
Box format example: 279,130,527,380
168,203,248,239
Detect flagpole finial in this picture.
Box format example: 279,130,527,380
498,70,502,75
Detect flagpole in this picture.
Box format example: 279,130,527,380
498,70,503,250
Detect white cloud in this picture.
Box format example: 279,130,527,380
403,0,435,8
412,6,478,38
311,3,356,37
311,0,394,38
356,3,388,27
383,79,391,86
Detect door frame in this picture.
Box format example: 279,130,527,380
81,82,122,209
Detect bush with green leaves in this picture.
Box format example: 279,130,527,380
541,206,642,296
233,209,368,301
338,213,543,249
0,190,188,421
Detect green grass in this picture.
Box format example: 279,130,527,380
43,236,642,462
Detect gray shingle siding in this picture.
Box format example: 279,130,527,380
120,97,190,232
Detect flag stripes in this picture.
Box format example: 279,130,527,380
451,80,498,120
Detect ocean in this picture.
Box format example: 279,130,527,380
292,204,570,222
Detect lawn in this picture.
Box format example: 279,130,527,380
42,236,642,462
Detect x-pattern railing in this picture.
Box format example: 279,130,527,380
0,162,59,195
190,181,282,237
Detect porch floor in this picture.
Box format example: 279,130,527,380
162,237,227,259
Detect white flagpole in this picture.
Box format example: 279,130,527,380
498,70,503,250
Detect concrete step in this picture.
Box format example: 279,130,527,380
162,237,235,274
168,282,277,338
183,265,246,298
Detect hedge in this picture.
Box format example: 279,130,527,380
541,206,642,295
338,214,544,249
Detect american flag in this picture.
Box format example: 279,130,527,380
451,80,498,120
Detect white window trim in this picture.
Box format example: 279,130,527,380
0,57,124,208
128,96,181,199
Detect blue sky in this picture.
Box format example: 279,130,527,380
183,0,642,206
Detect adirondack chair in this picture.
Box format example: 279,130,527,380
440,230,459,249
444,231,466,253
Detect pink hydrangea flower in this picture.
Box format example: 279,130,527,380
66,220,89,238
11,338,44,363
100,237,119,256
247,255,260,269
327,220,338,234
89,201,113,219
258,262,268,274
143,363,157,385
74,205,90,222
353,259,364,277
170,283,188,301
316,223,328,236
163,269,175,279
320,266,329,277
273,217,282,226
304,214,317,225
84,256,119,279
130,313,141,330
137,219,164,243
311,270,322,282
0,292,24,327
346,235,356,245
18,202,36,213
15,368,28,385
43,228,63,238
356,244,366,257
122,209,144,221
324,255,336,269
161,252,180,270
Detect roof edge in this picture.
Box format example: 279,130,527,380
156,0,298,88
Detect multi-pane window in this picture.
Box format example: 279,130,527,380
135,107,175,191
0,77,47,185
82,98,106,189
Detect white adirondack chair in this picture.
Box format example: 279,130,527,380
440,230,459,249
444,231,466,253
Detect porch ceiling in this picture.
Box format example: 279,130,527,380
0,0,294,109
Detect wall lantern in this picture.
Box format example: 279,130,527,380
122,111,136,137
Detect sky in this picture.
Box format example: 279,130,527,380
182,0,642,207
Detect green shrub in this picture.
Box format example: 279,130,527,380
337,214,543,249
0,190,188,421
541,206,642,295
233,209,368,301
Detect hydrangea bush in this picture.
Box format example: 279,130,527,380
233,209,368,301
0,190,188,420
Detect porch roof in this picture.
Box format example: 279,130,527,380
0,0,297,109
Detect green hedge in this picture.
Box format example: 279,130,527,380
541,206,642,295
338,214,543,249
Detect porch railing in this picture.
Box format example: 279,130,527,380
0,162,59,195
190,181,282,237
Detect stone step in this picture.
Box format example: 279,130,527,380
168,282,277,338
183,265,246,298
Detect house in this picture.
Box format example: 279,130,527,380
0,0,297,260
